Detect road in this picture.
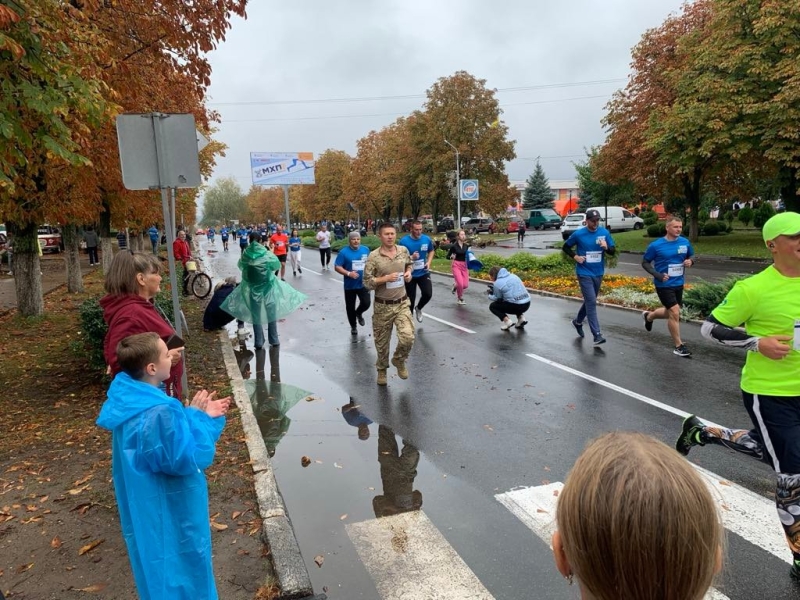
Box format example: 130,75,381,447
201,237,790,600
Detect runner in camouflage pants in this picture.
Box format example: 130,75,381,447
373,299,415,371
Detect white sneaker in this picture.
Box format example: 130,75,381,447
516,315,528,329
415,308,423,323
501,319,513,330
457,299,466,306
237,328,249,341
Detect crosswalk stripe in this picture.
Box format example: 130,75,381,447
691,464,789,563
496,484,731,600
346,510,494,599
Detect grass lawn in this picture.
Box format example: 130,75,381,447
611,228,771,259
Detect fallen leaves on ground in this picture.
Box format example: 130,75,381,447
314,554,324,567
78,539,105,556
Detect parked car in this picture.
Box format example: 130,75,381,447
504,217,524,234
463,218,496,234
195,228,206,236
561,213,587,240
585,206,644,232
436,218,455,233
526,209,562,230
37,225,63,253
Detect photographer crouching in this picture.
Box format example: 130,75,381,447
487,266,530,331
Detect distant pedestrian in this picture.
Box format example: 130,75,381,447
334,231,371,336
447,229,470,305
147,225,159,254
288,228,302,276
641,216,695,357
116,229,128,251
398,220,434,323
268,224,289,280
172,230,192,296
517,221,526,245
363,223,414,386
238,226,248,255
84,226,99,266
96,331,230,600
220,227,229,252
554,432,722,600
316,225,332,270
487,266,530,331
561,209,616,345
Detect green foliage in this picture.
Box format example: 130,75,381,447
522,163,555,210
698,210,710,225
477,252,575,276
78,294,176,372
753,202,776,230
200,177,247,226
299,229,317,237
683,275,751,319
738,207,754,227
641,210,658,226
331,236,381,251
574,147,635,213
647,223,666,237
701,221,721,236
724,211,735,224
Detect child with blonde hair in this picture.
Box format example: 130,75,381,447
553,432,723,600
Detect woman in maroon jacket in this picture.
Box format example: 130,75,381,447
100,251,184,398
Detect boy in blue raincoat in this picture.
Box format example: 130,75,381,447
97,332,231,600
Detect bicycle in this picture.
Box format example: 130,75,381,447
185,258,212,299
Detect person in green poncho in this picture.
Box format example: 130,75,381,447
221,232,307,349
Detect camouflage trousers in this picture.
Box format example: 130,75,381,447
373,298,415,371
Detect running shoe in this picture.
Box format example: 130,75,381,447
673,344,692,358
500,319,513,331
515,317,528,329
357,315,365,326
593,334,606,346
415,308,423,323
571,319,584,338
643,311,653,332
351,327,357,336
675,415,705,456
298,267,302,273
457,299,466,306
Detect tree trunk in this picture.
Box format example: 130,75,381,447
62,224,83,293
682,168,703,242
780,166,798,212
8,222,44,317
99,199,113,274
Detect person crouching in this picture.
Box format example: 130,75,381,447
487,265,530,331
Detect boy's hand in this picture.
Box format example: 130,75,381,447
168,348,184,365
190,389,216,412
206,396,231,418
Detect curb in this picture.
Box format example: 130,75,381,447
218,332,319,600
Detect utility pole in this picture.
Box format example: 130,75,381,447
444,139,461,226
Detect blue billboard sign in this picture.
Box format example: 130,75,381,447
460,179,479,201
250,152,315,185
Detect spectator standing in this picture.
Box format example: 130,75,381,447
116,228,128,251
147,225,159,254
84,226,99,266
172,230,192,296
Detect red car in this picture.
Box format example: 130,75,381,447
37,225,63,254
504,218,524,234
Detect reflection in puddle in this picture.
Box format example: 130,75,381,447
235,341,312,457
375,425,422,518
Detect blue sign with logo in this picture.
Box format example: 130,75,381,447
460,179,479,201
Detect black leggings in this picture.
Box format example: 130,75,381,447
344,287,371,328
490,300,530,321
319,247,331,266
405,274,432,311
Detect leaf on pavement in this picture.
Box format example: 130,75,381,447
210,522,228,532
339,514,348,521
314,555,324,567
232,510,243,520
67,484,90,496
51,536,63,549
483,424,494,432
78,539,105,556
74,583,108,593
301,456,311,467
536,508,548,514
17,563,34,574
72,474,93,487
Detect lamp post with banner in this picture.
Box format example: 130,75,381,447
443,139,461,226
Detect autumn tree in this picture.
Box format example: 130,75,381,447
201,177,246,226
347,129,396,222
574,148,634,212
411,71,516,222
244,186,284,224
313,149,353,221
522,163,555,210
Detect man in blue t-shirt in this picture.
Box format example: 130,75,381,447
334,231,372,336
147,225,159,254
562,208,616,345
642,216,695,357
220,227,229,252
398,220,434,323
238,227,248,254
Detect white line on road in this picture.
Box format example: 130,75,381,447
423,313,476,334
346,510,494,600
524,352,722,428
496,484,731,600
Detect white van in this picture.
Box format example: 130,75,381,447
586,206,644,232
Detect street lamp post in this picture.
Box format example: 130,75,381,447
443,139,461,226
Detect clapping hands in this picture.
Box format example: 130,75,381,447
190,390,231,418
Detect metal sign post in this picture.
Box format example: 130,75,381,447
282,184,291,230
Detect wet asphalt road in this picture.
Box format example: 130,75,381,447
199,237,790,600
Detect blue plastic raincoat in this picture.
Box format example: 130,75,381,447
96,372,225,600
221,241,306,325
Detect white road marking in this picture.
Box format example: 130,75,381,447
346,510,494,599
423,313,477,334
524,352,722,428
496,484,731,600
299,267,322,275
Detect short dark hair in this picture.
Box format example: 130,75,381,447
411,220,422,227
488,266,502,279
249,232,261,243
378,222,396,233
116,332,161,381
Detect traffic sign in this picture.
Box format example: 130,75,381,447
460,179,479,201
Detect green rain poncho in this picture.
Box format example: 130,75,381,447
221,242,306,325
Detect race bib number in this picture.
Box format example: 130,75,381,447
352,260,366,272
668,264,684,277
413,259,425,271
386,276,405,289
586,251,602,264
421,244,429,252
794,320,800,351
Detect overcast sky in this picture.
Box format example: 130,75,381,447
205,0,685,193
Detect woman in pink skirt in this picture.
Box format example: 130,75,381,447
447,229,470,305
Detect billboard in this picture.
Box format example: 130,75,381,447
250,152,315,185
